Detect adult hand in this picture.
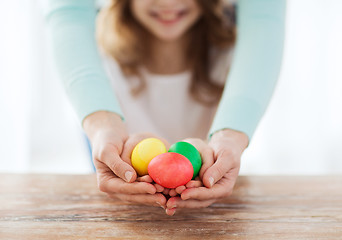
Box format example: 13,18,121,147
120,132,171,207
165,129,249,215
83,111,166,208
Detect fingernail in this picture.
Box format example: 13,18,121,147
209,177,214,187
181,195,189,201
166,208,176,216
157,202,165,209
170,209,176,216
125,171,133,182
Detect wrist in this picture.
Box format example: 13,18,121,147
83,111,126,139
211,128,249,150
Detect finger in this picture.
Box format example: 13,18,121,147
121,134,146,165
159,137,171,150
181,172,237,200
109,193,166,208
163,188,170,195
98,174,156,195
169,189,178,197
165,208,176,216
97,148,137,183
167,196,215,209
166,196,181,209
121,133,170,165
185,180,203,188
201,150,236,188
137,175,153,183
182,138,214,180
175,185,186,194
197,147,214,180
154,183,164,193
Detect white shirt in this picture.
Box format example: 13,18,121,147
102,48,232,143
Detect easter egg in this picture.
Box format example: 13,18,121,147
131,138,167,176
148,152,193,188
168,141,202,179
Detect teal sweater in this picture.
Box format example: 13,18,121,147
45,0,285,142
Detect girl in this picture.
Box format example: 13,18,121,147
46,0,285,215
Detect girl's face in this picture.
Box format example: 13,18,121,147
131,0,202,42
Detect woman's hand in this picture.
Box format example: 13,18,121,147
120,132,170,207
165,129,249,215
83,111,166,208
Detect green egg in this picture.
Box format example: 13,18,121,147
168,141,202,179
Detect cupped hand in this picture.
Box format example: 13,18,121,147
120,131,171,206
165,129,249,215
83,111,167,208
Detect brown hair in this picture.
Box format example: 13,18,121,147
97,0,236,106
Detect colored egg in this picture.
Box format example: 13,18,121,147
131,138,167,176
148,152,193,189
168,141,202,179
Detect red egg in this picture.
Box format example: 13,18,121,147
148,152,193,189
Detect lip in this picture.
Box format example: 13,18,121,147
150,9,188,25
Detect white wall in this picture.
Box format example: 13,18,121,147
0,0,32,172
0,0,341,174
0,0,91,173
241,0,342,175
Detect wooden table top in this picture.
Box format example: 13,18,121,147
0,174,341,240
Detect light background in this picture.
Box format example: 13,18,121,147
0,0,341,174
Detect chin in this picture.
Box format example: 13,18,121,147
157,35,183,42
153,30,187,42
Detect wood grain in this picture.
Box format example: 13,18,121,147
0,174,341,239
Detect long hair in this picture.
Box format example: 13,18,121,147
97,0,236,106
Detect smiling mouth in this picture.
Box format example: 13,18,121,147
150,9,188,25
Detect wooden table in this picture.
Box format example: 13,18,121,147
0,174,341,239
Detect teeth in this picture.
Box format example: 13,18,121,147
158,12,179,21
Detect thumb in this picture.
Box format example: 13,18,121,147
98,149,137,183
202,150,234,188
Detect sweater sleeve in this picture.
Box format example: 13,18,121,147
44,0,124,124
208,0,286,142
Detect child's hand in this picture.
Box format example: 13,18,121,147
165,130,249,214
83,111,166,208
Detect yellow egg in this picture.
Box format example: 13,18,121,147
131,138,167,176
